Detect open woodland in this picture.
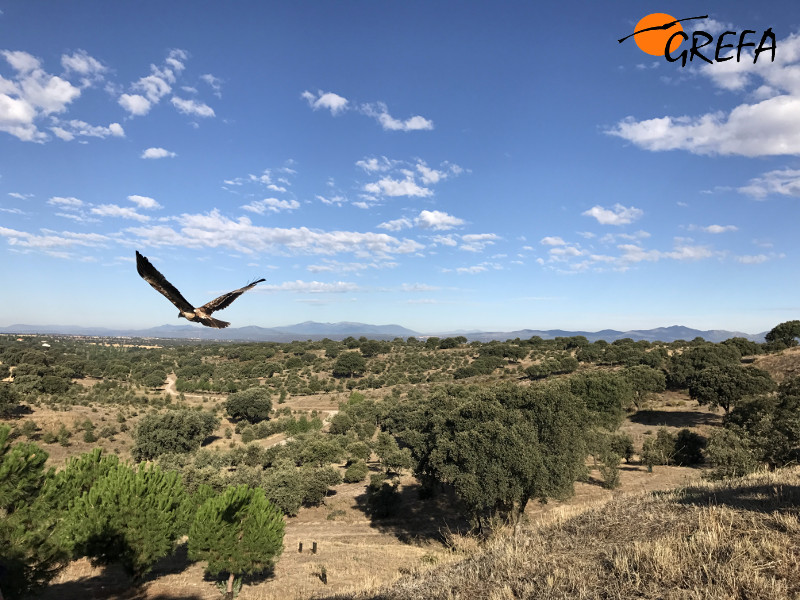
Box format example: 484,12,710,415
1,322,799,599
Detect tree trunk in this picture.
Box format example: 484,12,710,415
224,572,235,600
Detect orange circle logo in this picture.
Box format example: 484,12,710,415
633,13,685,56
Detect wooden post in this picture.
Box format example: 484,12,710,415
312,541,318,554
298,542,303,553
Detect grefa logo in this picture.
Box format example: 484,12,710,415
619,13,776,67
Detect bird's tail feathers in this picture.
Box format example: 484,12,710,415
203,317,231,329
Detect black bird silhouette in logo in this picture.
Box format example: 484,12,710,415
136,250,265,329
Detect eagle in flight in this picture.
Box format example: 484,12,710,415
136,251,265,329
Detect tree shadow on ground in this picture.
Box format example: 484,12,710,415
670,480,800,514
28,565,205,600
353,482,471,544
29,544,199,600
200,564,276,586
9,404,33,418
629,409,722,428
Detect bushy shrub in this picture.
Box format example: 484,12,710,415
641,428,676,470
343,459,368,483
225,387,272,424
132,409,219,461
673,429,706,465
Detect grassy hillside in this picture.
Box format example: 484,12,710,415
323,467,800,600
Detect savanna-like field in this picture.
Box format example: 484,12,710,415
1,330,798,599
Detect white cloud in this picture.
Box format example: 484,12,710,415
90,204,150,222
703,224,738,234
736,252,785,264
171,96,215,117
415,160,462,184
364,175,432,198
361,101,433,131
548,245,584,260
0,226,110,250
50,119,124,141
460,233,499,252
457,265,488,274
200,73,222,97
582,203,643,225
8,192,33,200
61,49,106,85
316,194,347,206
432,235,458,247
119,49,191,117
307,259,396,273
258,280,359,293
608,32,800,157
241,198,300,214
127,209,425,257
141,147,177,159
415,210,464,230
301,90,349,115
127,195,162,210
401,283,440,292
356,156,395,172
378,217,413,231
738,168,800,198
118,94,151,116
47,196,83,208
0,50,82,142
540,236,566,246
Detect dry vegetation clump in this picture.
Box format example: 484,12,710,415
753,346,800,383
321,467,800,600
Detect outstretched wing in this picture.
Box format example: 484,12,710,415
135,251,195,313
199,278,266,314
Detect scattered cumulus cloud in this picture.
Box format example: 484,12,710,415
200,73,222,97
738,168,800,199
363,175,432,198
607,32,800,157
378,217,413,231
460,233,499,252
50,119,123,141
171,96,215,117
540,236,566,246
141,147,176,159
356,156,395,172
702,224,738,234
47,196,84,208
127,195,162,210
360,101,433,131
126,209,425,257
241,198,300,214
90,204,150,222
736,252,785,264
0,49,90,141
582,204,643,226
259,280,359,293
301,90,349,115
416,210,464,230
300,91,433,131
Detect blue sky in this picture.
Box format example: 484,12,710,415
1,1,798,334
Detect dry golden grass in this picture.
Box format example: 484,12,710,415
319,467,800,600
754,346,800,383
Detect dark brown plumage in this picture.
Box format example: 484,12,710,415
135,251,265,328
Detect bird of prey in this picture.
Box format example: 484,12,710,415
135,251,265,329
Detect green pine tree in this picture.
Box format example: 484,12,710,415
0,426,69,600
65,462,187,580
188,484,285,599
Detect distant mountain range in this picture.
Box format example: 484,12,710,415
0,322,767,343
